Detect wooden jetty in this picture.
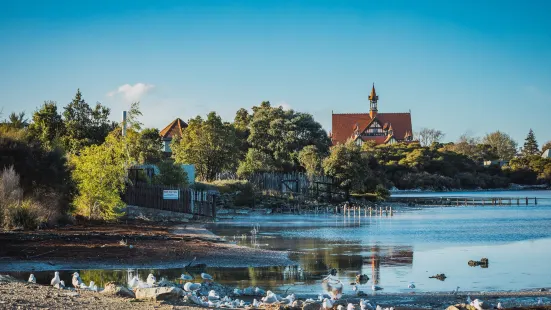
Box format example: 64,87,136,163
388,196,546,206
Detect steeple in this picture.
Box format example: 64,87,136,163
369,83,379,118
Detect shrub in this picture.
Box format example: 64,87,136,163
5,199,39,230
209,180,255,207
374,184,390,201
152,161,189,187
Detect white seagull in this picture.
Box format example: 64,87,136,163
128,276,139,289
466,295,472,304
50,272,61,287
496,302,504,309
72,272,84,288
146,274,156,286
252,299,260,307
89,281,98,292
348,303,356,310
183,282,201,292
28,274,36,284
261,291,279,304
180,274,193,281
338,305,345,310
201,273,213,282
208,290,220,302
322,298,335,310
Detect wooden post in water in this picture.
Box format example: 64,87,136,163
509,199,512,206
535,197,538,205
369,206,372,216
517,198,520,206
457,198,459,206
526,197,528,205
390,207,393,216
482,199,485,206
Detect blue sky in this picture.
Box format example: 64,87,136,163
1,0,550,145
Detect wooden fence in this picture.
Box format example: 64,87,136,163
123,183,216,217
215,172,341,198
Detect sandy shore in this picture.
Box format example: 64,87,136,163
0,220,294,272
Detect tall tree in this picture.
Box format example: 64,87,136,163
28,101,65,149
62,89,114,153
172,112,238,181
522,129,539,156
298,145,324,175
482,131,518,161
233,108,251,163
6,112,28,129
416,128,444,147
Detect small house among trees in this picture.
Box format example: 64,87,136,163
331,84,414,146
160,118,188,154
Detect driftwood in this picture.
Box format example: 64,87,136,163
468,258,489,268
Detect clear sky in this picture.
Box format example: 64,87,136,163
1,0,550,145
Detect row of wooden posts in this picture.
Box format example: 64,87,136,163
449,197,538,206
340,205,393,217
389,196,540,206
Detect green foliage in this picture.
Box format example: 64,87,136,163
70,132,130,220
208,180,254,207
4,111,28,129
522,129,540,156
62,89,115,153
137,128,163,163
247,101,331,172
323,141,373,196
172,112,239,181
441,134,498,164
298,145,324,175
152,161,189,187
27,101,65,150
237,148,278,177
4,199,39,230
374,184,390,201
542,141,551,153
482,131,517,161
125,102,143,131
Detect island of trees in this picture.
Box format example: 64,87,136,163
1,90,550,227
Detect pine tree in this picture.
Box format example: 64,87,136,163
522,129,539,156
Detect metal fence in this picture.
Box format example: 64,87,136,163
123,183,216,217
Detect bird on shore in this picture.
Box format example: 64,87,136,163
360,299,374,310
322,274,343,300
89,281,98,292
538,298,543,305
146,274,156,286
128,276,139,289
322,298,335,310
408,282,416,289
372,284,383,291
208,290,220,302
338,305,345,310
452,286,460,295
261,291,279,304
252,299,260,307
184,282,201,292
496,302,504,309
201,272,213,282
348,303,356,310
72,272,84,288
50,272,61,287
28,274,36,284
467,295,472,304
180,274,193,281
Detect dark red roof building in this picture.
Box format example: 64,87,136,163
160,118,188,153
331,84,414,146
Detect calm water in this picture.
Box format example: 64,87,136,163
7,190,551,295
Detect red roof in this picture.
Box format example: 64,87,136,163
332,113,412,145
160,118,188,139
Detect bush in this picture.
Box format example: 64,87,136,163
209,180,255,207
374,184,390,201
5,199,40,230
152,161,189,187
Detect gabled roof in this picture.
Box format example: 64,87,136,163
160,118,188,139
332,112,412,145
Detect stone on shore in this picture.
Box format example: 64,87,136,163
101,282,135,298
135,287,184,301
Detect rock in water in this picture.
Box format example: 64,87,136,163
135,287,184,301
102,282,136,298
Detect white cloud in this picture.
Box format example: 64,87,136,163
107,83,155,102
277,101,292,111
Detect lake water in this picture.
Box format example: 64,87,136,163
6,190,551,296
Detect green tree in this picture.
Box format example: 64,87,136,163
28,101,65,149
237,148,278,177
172,112,238,181
233,108,251,163
125,102,143,131
70,132,131,220
62,89,115,153
298,145,324,175
152,161,189,187
522,129,539,156
483,131,517,161
322,141,372,198
4,112,28,129
137,128,163,163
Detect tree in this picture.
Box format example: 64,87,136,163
152,161,188,187
482,131,517,161
298,145,324,175
522,129,539,156
172,112,239,181
233,108,251,163
5,112,28,129
70,132,131,220
247,101,331,172
137,128,163,164
125,102,143,131
28,101,65,150
62,89,115,153
416,128,444,147
322,141,372,198
541,141,551,154
237,148,278,177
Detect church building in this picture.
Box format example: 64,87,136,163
331,84,414,146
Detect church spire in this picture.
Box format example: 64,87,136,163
369,83,379,118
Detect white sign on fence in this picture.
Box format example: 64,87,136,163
163,190,179,200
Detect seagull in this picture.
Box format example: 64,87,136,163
89,281,98,292
28,274,36,284
352,285,358,292
372,284,383,291
254,287,266,296
360,299,373,310
453,286,460,295
338,305,345,310
252,299,260,307
233,288,243,296
208,290,220,302
408,282,416,289
128,276,139,289
467,295,472,304
538,298,543,305
146,274,156,286
72,272,84,288
496,302,504,309
51,272,61,287
54,280,66,290
323,274,344,299
323,298,335,310
201,273,213,282
180,274,193,281
262,291,279,304
348,303,356,310
183,282,201,292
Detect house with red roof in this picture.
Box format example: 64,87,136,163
331,84,414,146
159,118,188,153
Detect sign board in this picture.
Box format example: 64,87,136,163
163,190,179,200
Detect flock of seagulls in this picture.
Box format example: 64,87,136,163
23,270,545,309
